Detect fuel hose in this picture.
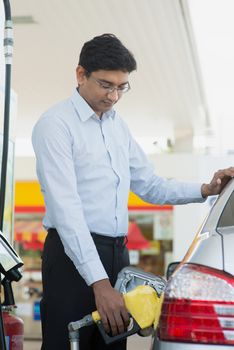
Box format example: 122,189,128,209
1,1,13,349
0,0,13,230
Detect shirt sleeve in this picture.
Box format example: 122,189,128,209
129,134,206,205
32,115,108,286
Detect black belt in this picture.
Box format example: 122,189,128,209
90,232,128,247
48,228,128,247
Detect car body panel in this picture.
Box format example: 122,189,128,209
186,233,223,270
222,228,234,275
153,179,234,350
153,339,231,350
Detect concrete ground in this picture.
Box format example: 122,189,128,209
24,334,152,350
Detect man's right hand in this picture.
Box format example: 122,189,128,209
92,279,129,336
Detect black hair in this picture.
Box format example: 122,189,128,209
78,33,137,74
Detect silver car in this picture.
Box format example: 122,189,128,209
153,178,234,349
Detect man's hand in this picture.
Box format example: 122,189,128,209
201,167,234,198
92,279,129,336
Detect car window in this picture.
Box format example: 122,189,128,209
218,190,234,228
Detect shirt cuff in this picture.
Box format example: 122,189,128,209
188,183,207,202
77,258,109,286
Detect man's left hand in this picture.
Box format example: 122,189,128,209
201,167,234,198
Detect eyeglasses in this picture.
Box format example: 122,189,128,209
88,75,130,94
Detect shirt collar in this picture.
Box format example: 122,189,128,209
70,89,116,122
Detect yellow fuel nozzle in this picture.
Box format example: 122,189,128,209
68,278,165,348
91,284,163,332
123,285,163,330
91,310,101,323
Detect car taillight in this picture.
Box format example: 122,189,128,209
158,263,234,345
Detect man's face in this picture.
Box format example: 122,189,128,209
76,66,130,116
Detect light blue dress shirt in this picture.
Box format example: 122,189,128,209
32,90,205,285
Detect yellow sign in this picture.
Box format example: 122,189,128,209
15,181,172,211
15,181,44,207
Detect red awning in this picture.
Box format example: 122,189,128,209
127,221,150,250
14,220,47,250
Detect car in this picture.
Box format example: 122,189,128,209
152,178,234,349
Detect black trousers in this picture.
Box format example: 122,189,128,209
40,229,130,350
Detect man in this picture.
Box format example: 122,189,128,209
32,33,234,350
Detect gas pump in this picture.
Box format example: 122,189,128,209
1,0,24,349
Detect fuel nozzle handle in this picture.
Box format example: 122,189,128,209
1,278,15,306
68,311,141,346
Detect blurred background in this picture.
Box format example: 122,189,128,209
1,0,234,348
